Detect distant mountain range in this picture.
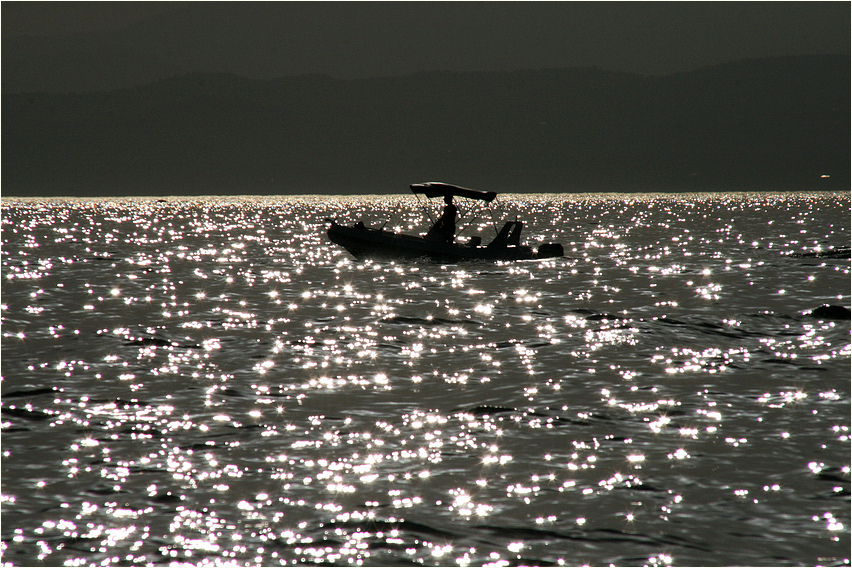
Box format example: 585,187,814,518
3,55,849,196
6,2,847,95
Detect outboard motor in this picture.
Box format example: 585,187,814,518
488,221,523,249
508,221,523,246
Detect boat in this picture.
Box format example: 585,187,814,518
326,182,564,262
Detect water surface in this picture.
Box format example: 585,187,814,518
2,192,849,566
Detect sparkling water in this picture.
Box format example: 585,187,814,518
2,192,849,566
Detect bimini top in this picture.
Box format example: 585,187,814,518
410,182,497,203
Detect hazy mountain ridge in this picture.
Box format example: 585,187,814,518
5,2,848,94
3,56,848,196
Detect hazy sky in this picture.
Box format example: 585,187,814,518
3,1,849,80
2,1,179,37
3,1,849,196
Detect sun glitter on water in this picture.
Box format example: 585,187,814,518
1,192,849,566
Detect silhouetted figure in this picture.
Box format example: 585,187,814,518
426,195,457,243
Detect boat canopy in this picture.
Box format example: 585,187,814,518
410,182,497,203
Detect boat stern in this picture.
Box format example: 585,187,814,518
536,243,564,259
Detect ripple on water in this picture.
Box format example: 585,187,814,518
1,193,849,566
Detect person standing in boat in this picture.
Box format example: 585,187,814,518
426,195,458,243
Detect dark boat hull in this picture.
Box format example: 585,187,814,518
327,222,561,262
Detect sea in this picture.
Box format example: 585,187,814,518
1,192,849,567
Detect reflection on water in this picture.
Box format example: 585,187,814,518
2,193,849,566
